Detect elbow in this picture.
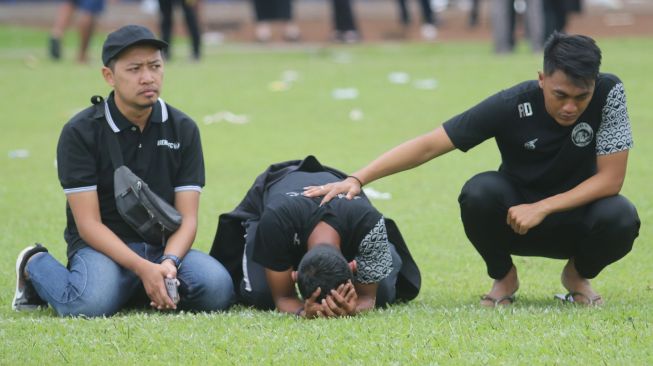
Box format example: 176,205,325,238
605,176,625,196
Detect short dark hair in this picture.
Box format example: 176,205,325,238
543,32,602,87
297,244,353,302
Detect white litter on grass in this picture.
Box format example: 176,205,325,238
332,88,359,100
203,111,250,125
281,70,299,83
413,78,439,90
388,72,410,84
24,54,39,69
349,108,364,121
363,187,392,200
8,149,30,159
332,52,352,64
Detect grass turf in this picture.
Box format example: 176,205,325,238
0,26,651,364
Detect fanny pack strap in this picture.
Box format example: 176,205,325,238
92,95,124,170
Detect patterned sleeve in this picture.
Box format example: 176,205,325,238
354,217,393,284
596,83,633,155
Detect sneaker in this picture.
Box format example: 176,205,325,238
49,37,61,60
421,24,438,41
12,244,48,311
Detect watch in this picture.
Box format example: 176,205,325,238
158,254,182,269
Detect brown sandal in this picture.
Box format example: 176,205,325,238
554,291,603,306
480,293,516,307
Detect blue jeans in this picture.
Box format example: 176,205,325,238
27,243,235,317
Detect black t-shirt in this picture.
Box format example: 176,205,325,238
57,93,205,258
443,73,633,195
252,171,393,284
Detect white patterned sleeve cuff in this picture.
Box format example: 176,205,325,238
596,83,633,155
354,217,393,284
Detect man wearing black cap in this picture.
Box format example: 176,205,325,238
13,25,235,317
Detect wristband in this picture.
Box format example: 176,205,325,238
158,254,182,269
347,175,364,188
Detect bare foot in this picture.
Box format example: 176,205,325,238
480,266,519,307
560,258,603,306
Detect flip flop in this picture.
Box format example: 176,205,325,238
480,293,516,307
554,291,603,306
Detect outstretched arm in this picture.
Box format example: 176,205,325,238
507,150,628,234
304,126,456,204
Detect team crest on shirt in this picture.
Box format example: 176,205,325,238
571,122,594,147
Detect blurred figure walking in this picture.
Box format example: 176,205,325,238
491,0,544,53
158,0,202,60
252,0,300,42
396,0,438,41
48,0,106,63
331,0,360,43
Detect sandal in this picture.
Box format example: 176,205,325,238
554,291,603,306
480,293,516,307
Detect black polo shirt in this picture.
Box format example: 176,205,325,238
57,92,205,259
443,73,633,196
252,171,394,284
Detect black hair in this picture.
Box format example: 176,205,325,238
543,32,602,88
297,244,353,302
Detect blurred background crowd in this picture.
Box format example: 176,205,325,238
0,0,650,63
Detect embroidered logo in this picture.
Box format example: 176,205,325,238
571,122,594,147
157,139,180,150
524,138,538,150
293,233,300,246
518,102,533,118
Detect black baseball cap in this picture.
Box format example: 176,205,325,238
102,25,168,66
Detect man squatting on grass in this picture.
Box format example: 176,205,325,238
210,157,421,318
12,25,235,316
305,33,640,306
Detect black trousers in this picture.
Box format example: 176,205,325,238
238,220,403,310
158,0,201,59
397,0,435,25
543,0,568,40
458,171,640,280
332,0,358,32
252,0,292,21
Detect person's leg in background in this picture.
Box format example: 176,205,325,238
49,0,77,60
180,0,202,60
158,0,174,59
331,0,360,43
491,0,516,53
418,0,437,40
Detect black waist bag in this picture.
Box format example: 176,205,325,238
114,165,182,244
93,95,182,245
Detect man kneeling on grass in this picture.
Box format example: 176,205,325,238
210,156,421,318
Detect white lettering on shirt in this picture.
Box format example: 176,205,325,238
157,139,181,150
518,102,533,118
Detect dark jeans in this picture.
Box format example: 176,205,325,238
158,0,201,59
239,221,402,310
458,171,640,280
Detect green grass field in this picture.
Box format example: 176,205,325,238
0,26,651,364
